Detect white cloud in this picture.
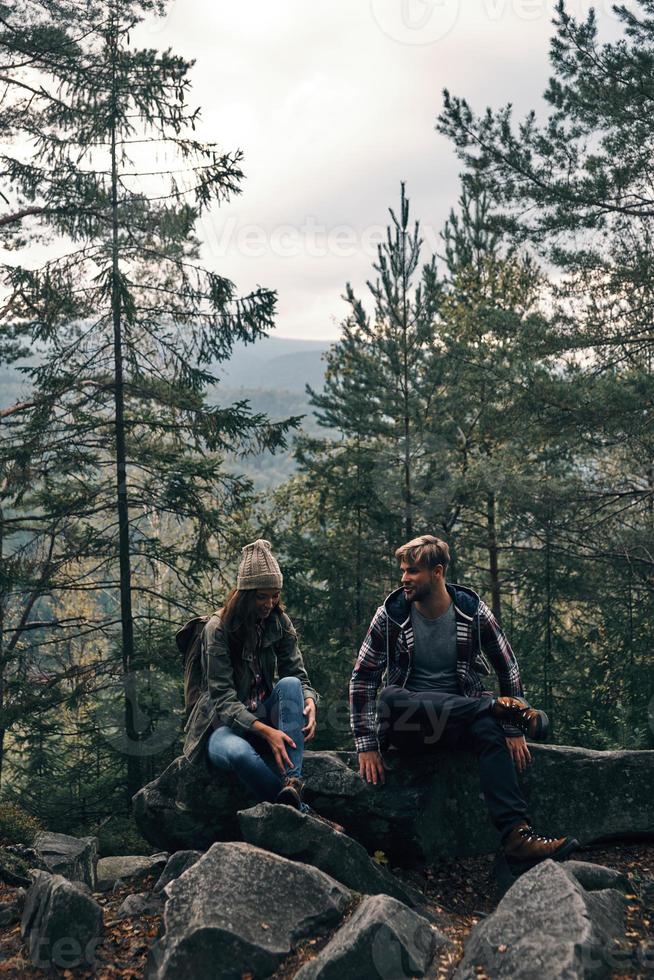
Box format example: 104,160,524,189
136,1,630,340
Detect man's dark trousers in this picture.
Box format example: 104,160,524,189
377,685,529,840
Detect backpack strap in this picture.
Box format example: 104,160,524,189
175,612,221,659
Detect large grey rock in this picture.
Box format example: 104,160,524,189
295,893,447,979
493,855,632,901
33,832,98,889
133,746,654,862
153,850,202,894
454,859,626,979
116,891,165,919
238,803,419,905
133,754,252,852
146,841,351,980
96,852,168,892
564,861,631,894
0,844,44,887
21,870,103,970
2,844,49,872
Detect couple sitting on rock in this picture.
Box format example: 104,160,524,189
183,535,578,870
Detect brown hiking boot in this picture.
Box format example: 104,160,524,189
491,697,550,741
303,805,346,835
503,821,578,870
275,776,305,810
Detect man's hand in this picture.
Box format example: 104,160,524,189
303,698,316,741
358,750,386,785
506,735,532,773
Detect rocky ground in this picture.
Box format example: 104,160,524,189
405,841,654,980
0,840,650,978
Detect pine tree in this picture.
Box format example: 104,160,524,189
437,180,557,621
438,0,654,745
272,187,445,746
0,0,296,796
308,183,443,540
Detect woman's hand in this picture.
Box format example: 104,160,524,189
259,723,296,774
303,697,316,741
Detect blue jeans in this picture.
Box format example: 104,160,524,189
206,676,305,804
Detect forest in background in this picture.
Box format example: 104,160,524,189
1,0,653,853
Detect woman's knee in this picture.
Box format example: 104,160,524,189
275,676,303,701
207,729,252,770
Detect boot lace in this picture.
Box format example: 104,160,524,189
520,827,558,844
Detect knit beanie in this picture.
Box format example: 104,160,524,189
237,539,283,591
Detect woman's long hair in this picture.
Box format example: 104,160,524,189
220,587,285,655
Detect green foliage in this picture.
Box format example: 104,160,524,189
434,0,654,750
309,182,443,541
0,801,43,846
276,170,654,753
0,0,297,814
94,815,153,858
0,848,30,881
0,0,652,852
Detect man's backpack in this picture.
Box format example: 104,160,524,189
176,615,211,719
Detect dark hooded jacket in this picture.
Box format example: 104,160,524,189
349,583,526,753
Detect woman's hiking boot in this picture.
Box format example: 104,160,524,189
503,820,578,872
491,697,550,741
275,775,305,810
303,805,346,834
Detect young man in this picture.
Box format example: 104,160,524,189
349,534,578,868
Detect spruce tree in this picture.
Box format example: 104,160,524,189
0,0,296,796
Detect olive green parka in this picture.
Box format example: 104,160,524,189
183,608,318,766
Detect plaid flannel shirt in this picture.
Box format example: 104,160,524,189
349,584,526,753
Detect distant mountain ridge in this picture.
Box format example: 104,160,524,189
0,336,332,488
0,336,331,409
216,336,329,392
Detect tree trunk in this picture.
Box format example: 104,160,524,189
487,491,502,623
401,192,412,540
109,15,139,800
544,511,553,714
0,508,4,788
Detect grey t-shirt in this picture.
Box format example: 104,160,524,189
404,601,459,694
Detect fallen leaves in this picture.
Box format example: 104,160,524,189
0,873,162,979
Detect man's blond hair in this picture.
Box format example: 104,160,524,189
395,534,450,574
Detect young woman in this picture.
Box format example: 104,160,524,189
183,539,318,810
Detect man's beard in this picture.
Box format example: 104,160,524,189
404,582,431,603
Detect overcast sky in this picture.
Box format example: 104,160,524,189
136,1,625,341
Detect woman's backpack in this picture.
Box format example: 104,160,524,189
175,616,211,719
